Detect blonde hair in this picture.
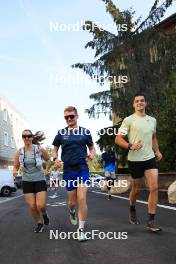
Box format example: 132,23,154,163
64,106,78,115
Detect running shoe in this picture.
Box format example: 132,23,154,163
108,194,112,200
146,221,162,232
129,209,140,224
34,223,44,233
69,209,77,225
42,213,50,225
77,228,88,242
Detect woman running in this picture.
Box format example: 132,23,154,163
13,129,50,233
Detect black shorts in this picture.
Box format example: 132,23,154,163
22,180,47,194
128,157,158,179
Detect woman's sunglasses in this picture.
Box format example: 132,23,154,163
22,135,33,138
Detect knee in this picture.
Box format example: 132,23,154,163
36,203,46,211
132,187,141,195
149,185,158,193
29,204,37,211
68,201,77,208
77,195,86,205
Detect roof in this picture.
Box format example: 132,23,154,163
156,13,176,31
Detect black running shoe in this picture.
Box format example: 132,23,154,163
146,221,162,232
129,209,139,224
69,209,77,225
34,223,44,233
108,194,112,200
43,213,50,225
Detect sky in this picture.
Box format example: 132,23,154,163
0,0,175,151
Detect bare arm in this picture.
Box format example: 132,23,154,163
13,150,20,177
115,135,129,149
88,145,96,160
152,134,159,152
40,147,51,173
51,146,59,159
51,146,62,167
115,135,142,150
152,134,162,161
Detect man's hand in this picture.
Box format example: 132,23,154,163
155,150,162,161
131,140,143,150
55,159,62,168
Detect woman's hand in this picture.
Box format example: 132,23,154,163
13,171,18,177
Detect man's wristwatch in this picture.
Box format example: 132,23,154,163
128,143,133,150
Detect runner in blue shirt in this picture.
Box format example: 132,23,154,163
52,106,96,241
100,145,117,200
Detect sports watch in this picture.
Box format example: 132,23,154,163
128,143,133,150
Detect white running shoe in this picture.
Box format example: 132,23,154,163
77,228,88,242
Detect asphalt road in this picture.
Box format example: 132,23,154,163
0,187,176,264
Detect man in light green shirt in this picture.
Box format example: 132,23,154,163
115,93,162,232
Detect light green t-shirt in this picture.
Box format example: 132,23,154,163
120,113,156,161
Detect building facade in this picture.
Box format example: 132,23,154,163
0,97,27,169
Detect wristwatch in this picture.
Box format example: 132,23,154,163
128,143,133,150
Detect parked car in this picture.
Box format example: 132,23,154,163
0,169,17,197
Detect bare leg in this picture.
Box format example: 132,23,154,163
129,178,143,206
77,185,88,221
24,193,42,223
145,169,158,214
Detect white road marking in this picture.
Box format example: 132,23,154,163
0,194,24,204
91,191,176,211
48,195,59,199
50,201,67,207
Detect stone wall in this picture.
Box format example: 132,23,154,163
100,173,176,193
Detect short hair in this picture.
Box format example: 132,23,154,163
64,106,78,115
133,93,146,101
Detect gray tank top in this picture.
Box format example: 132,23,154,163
22,146,45,182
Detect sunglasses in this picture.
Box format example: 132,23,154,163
22,134,33,139
64,115,75,120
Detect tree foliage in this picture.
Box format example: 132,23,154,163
73,0,176,171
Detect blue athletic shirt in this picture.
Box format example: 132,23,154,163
52,126,93,166
100,151,116,172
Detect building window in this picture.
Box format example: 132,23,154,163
11,136,15,148
16,118,19,128
10,113,13,126
3,109,8,121
4,132,8,146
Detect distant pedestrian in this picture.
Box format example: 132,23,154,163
100,145,117,200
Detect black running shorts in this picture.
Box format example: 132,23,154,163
22,180,47,194
128,157,158,179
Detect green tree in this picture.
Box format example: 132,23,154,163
73,0,176,171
